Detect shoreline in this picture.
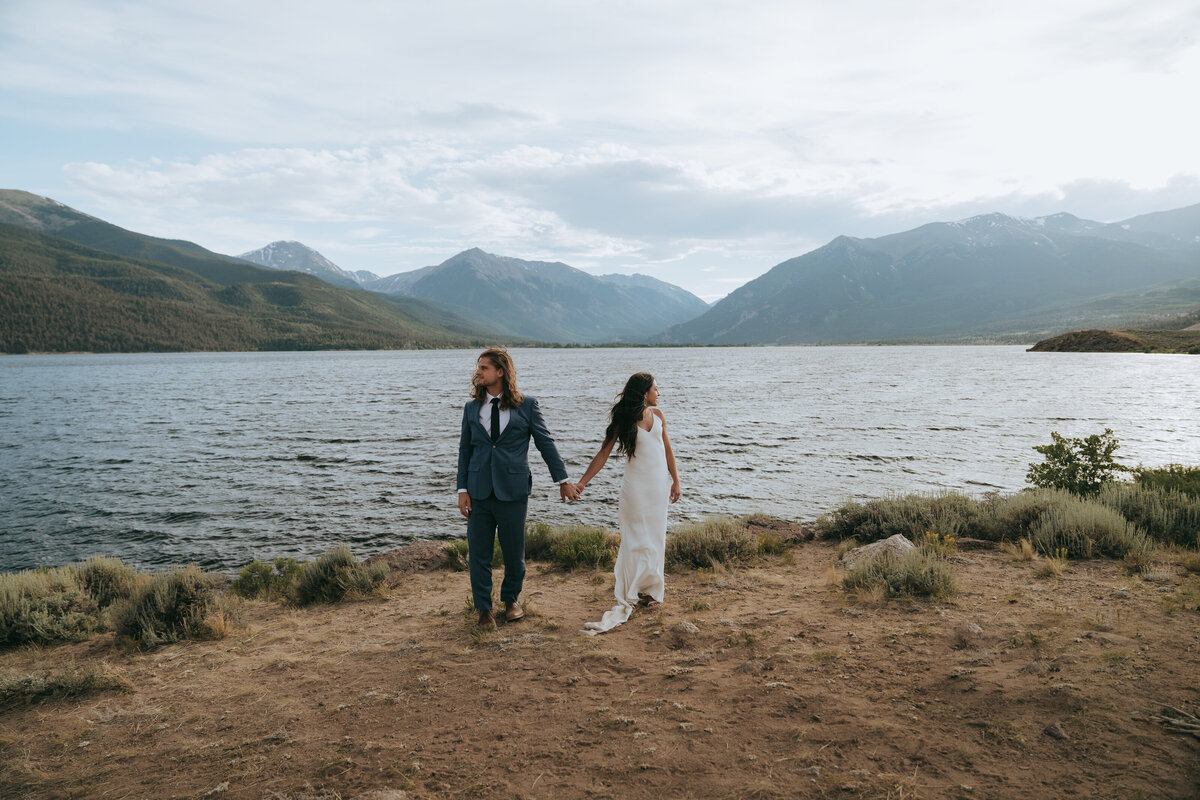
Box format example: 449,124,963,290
3,515,1199,798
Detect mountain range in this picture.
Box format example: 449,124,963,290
1,187,1198,352
242,239,710,343
660,208,1200,344
362,248,710,343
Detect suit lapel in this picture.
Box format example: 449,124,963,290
468,400,489,436
495,399,522,443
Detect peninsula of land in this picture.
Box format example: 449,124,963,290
1028,327,1200,354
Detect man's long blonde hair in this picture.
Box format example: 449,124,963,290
470,347,524,409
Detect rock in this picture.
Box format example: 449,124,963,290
669,621,700,649
1043,722,1068,740
1018,661,1050,676
745,514,814,543
1083,631,1135,647
735,659,765,674
840,534,916,571
952,622,984,649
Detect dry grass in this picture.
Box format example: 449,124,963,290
0,661,132,709
1033,549,1070,578
1001,537,1036,561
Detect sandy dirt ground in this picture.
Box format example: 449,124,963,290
3,532,1199,800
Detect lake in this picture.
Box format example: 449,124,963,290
1,346,1197,572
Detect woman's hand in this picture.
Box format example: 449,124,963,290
669,480,681,503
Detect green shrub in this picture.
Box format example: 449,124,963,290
755,530,788,556
524,522,618,570
292,545,388,606
665,516,756,570
1026,428,1129,496
231,557,305,601
1028,497,1151,560
816,492,990,543
550,526,617,570
112,565,222,649
75,556,143,609
1096,481,1200,549
0,567,98,647
842,549,956,600
523,521,556,559
444,540,470,571
1133,464,1200,499
985,489,1068,540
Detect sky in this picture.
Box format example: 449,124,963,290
2,1,1198,301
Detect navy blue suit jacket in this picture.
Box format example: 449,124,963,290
457,395,568,502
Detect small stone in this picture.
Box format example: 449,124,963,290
1019,661,1050,676
1043,722,1068,740
807,766,821,777
953,622,984,649
671,621,700,635
205,783,230,797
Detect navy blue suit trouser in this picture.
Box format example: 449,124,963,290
466,493,527,611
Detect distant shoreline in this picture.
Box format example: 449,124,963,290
2,340,1043,357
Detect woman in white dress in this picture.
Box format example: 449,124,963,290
577,373,681,634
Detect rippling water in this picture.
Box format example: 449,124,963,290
1,346,1197,572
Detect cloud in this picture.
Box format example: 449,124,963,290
4,0,1198,299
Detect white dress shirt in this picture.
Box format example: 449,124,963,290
480,392,510,438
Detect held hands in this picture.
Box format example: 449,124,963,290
560,482,582,502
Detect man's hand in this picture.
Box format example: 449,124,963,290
560,482,581,502
458,493,471,518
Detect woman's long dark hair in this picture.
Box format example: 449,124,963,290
604,372,654,458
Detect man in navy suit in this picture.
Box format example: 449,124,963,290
457,347,578,630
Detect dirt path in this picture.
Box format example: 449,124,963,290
3,540,1199,799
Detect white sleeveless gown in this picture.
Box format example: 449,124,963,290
583,415,669,634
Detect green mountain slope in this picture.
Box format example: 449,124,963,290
0,189,275,286
0,223,490,353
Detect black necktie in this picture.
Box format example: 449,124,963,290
490,397,500,443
